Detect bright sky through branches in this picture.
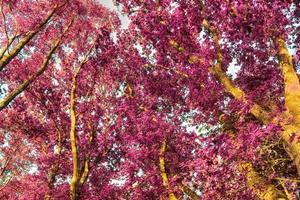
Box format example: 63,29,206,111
97,0,130,29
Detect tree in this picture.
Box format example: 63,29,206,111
0,0,121,199
0,0,300,199
113,0,300,199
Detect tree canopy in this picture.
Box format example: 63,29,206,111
0,0,300,199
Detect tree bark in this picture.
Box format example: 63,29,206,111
0,5,61,71
159,140,178,200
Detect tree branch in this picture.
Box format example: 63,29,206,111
159,139,178,200
0,16,73,111
0,4,65,71
240,162,287,200
69,39,97,200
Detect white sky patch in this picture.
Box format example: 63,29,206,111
182,121,198,133
53,56,62,71
51,78,59,86
136,168,144,177
97,0,130,29
134,43,144,56
110,31,117,43
198,28,206,43
227,58,241,80
28,164,38,174
0,83,8,100
0,132,10,147
110,175,127,186
166,2,179,14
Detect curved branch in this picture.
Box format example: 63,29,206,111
202,19,271,124
0,3,65,71
199,0,300,179
0,17,73,111
0,40,59,110
69,40,97,200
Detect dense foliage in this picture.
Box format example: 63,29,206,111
0,0,299,199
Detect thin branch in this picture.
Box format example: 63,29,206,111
0,17,73,111
69,38,97,200
0,3,66,71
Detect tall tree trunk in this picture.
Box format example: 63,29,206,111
159,139,178,200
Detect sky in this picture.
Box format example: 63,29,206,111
97,0,130,29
